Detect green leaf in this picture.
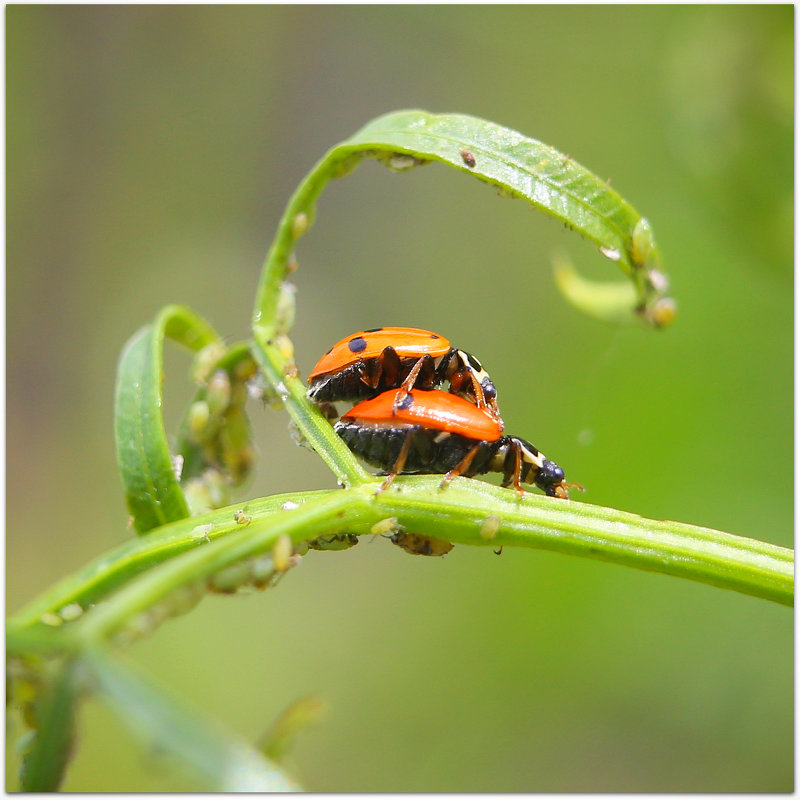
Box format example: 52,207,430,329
8,481,791,653
253,110,674,336
554,252,640,325
351,112,642,258
19,660,80,792
84,648,300,792
257,696,326,764
114,305,221,534
349,111,674,326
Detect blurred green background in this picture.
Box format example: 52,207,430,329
7,5,793,792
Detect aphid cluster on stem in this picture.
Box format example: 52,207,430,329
110,538,307,648
181,345,261,514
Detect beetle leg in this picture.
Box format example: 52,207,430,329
392,354,433,413
448,369,469,396
378,346,402,389
468,369,487,407
315,401,339,422
440,443,482,489
449,367,501,419
500,439,525,496
357,359,375,389
378,428,414,492
466,370,502,420
553,481,585,499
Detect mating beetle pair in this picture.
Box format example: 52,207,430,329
307,326,574,499
308,326,500,419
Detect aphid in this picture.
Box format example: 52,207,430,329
370,517,401,537
307,327,500,419
58,603,84,622
206,369,232,415
191,341,228,385
272,534,293,572
191,523,213,542
292,212,308,239
460,148,476,168
188,400,211,440
306,533,359,551
479,515,502,541
384,153,426,171
651,297,677,328
208,560,253,594
251,555,277,588
334,389,574,497
390,531,453,557
631,217,655,267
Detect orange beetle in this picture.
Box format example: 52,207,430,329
335,389,573,498
307,327,500,419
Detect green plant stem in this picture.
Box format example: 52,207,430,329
249,339,369,487
248,132,370,486
19,660,79,792
7,480,792,653
8,490,332,631
74,491,366,642
374,477,793,606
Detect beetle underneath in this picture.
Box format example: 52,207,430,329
334,389,574,498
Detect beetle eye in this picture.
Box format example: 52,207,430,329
481,379,497,401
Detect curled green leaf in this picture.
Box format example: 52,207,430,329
553,253,639,325
347,112,674,326
114,305,220,534
253,110,674,337
554,252,677,327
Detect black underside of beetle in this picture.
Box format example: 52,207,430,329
334,421,499,476
335,422,566,496
308,355,441,403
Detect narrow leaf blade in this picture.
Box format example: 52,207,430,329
84,648,299,792
19,661,80,792
114,305,220,534
340,110,672,325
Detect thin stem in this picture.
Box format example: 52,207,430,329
8,479,792,648
8,490,333,629
74,491,369,642
371,476,793,606
248,339,369,487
